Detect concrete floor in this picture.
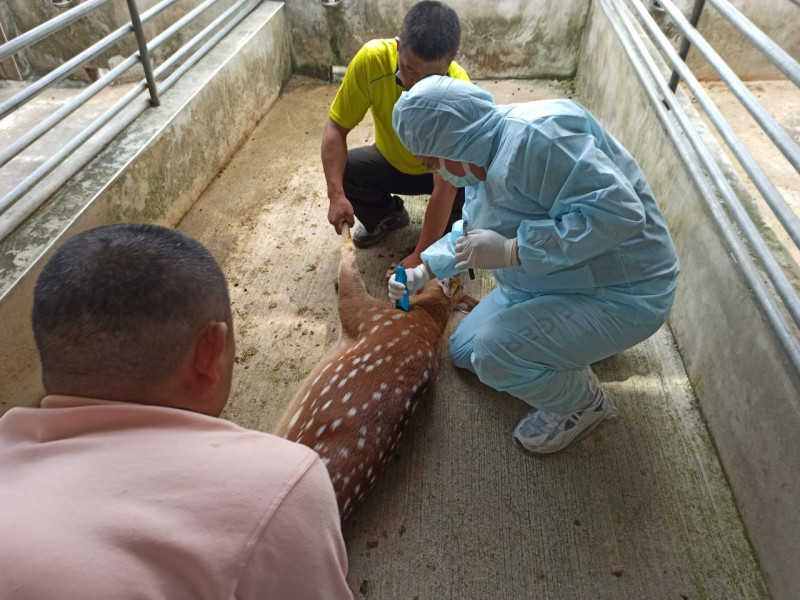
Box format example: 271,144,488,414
176,76,770,599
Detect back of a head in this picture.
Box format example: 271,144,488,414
32,223,231,394
400,1,461,63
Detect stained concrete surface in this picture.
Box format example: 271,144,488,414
177,75,769,599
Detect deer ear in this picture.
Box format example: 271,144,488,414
455,295,479,314
438,277,459,298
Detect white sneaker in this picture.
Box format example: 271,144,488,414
512,390,617,455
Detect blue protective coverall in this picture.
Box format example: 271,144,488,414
392,76,679,414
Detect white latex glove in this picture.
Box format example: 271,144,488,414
388,264,430,301
455,228,521,270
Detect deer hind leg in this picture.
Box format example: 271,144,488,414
336,227,384,340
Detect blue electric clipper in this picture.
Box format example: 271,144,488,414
394,265,410,312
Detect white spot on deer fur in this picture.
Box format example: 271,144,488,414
314,442,324,451
321,457,330,466
365,365,374,372
392,313,404,320
370,325,380,334
287,407,303,429
375,344,383,352
332,473,341,483
405,400,411,409
347,408,357,417
394,387,402,395
349,369,358,378
303,418,314,431
362,402,369,410
359,426,368,436
342,392,352,403
330,374,339,383
355,484,361,494
357,438,366,449
337,379,347,388
339,448,349,458
372,314,382,321
384,320,393,326
315,425,327,437
402,330,410,336
353,357,361,365
321,384,331,395
343,497,351,511
380,383,388,391
331,418,342,431
335,363,343,373
322,400,332,411
372,392,381,401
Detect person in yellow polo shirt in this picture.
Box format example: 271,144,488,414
321,0,470,267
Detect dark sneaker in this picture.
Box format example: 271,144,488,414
352,207,410,248
512,390,617,455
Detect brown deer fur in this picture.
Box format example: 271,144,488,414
275,227,475,520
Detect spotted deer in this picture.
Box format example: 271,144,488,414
276,226,476,521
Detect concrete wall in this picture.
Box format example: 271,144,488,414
577,3,800,598
284,0,591,79
0,2,291,413
283,0,800,82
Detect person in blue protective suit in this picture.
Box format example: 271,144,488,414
387,76,679,454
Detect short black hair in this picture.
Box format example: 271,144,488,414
400,1,461,63
32,223,231,390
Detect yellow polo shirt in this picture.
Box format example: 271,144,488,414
329,38,470,175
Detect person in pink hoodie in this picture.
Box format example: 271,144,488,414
0,223,353,600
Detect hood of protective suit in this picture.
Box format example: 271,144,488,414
392,76,503,167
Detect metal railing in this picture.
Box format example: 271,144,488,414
599,0,800,374
0,0,262,243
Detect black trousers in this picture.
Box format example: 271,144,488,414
343,144,465,233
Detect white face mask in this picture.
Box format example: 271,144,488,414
437,161,482,188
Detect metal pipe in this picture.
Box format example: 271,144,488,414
626,0,800,322
0,53,143,169
706,0,800,88
126,0,160,107
627,0,800,252
0,0,260,239
602,0,800,377
0,0,115,62
0,0,181,121
156,0,260,92
656,0,800,176
0,0,187,168
667,0,705,92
